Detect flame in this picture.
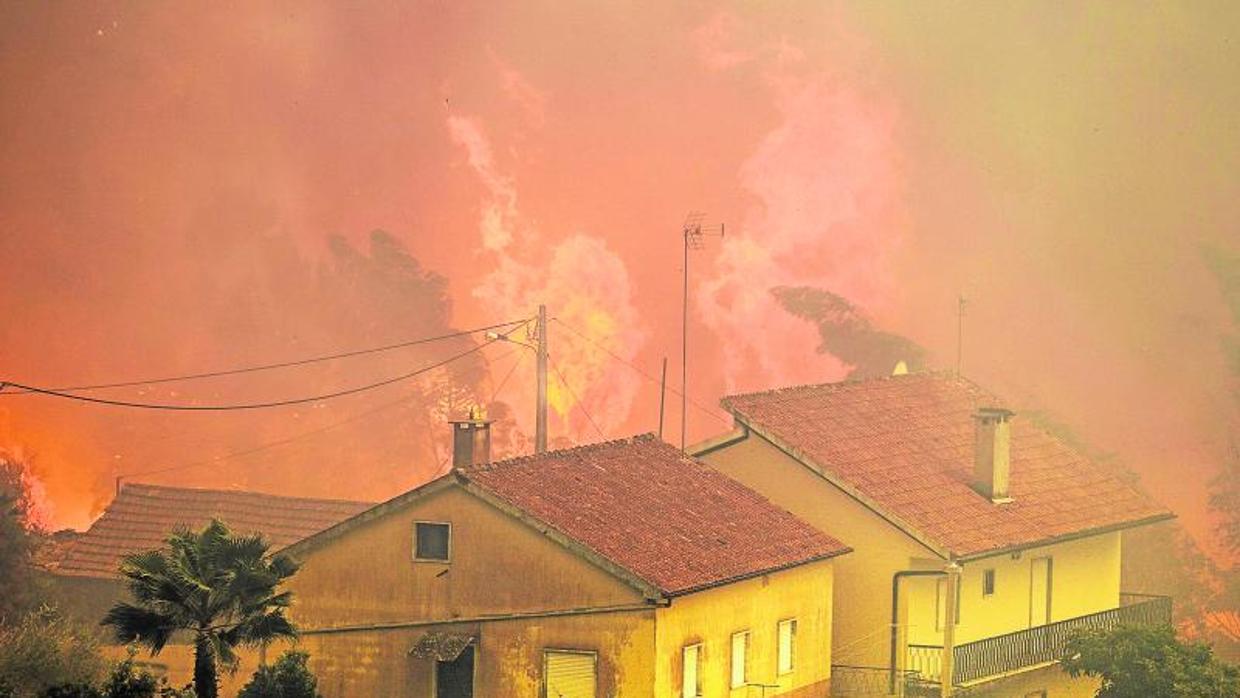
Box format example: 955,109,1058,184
447,109,645,440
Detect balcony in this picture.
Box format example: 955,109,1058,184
906,593,1172,688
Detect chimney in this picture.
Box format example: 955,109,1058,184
450,406,492,468
972,407,1014,503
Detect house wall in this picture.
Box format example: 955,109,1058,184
906,532,1122,646
700,433,933,670
286,483,656,696
297,610,656,697
652,561,835,698
286,484,645,628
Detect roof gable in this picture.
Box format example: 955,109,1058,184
54,484,373,578
722,373,1173,559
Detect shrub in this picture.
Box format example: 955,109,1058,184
237,651,320,698
0,607,104,697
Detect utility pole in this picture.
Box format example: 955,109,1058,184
941,560,961,697
658,357,668,439
535,304,548,454
680,213,723,452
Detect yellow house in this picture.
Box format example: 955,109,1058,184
695,373,1174,696
280,428,852,697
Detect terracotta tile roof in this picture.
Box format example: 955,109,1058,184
53,484,373,578
460,434,850,596
722,372,1172,559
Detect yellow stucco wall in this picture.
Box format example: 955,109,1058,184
653,561,835,698
285,482,658,696
286,484,645,628
700,433,932,669
905,532,1122,646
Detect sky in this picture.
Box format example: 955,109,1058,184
0,2,1236,562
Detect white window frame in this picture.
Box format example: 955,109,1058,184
681,643,702,698
413,520,452,563
777,618,797,675
730,630,750,689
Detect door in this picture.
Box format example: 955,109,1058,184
1029,557,1053,627
436,646,474,698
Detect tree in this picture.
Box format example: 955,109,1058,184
237,651,320,698
101,520,299,698
0,451,41,623
1062,624,1240,697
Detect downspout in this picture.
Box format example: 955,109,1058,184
890,570,945,696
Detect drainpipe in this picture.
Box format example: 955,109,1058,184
941,560,961,698
890,570,946,695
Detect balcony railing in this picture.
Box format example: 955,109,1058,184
907,593,1172,687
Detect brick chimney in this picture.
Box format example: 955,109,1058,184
450,406,492,468
972,407,1014,503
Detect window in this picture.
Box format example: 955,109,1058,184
544,650,596,698
730,631,749,689
681,644,701,698
414,521,451,562
982,569,996,597
777,619,797,675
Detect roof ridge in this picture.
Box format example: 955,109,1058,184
118,482,374,508
460,433,659,473
721,369,961,404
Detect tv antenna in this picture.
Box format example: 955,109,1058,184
680,212,724,451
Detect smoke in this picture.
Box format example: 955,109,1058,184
448,111,646,437
695,11,906,392
0,1,1235,569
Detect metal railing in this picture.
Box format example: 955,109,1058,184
831,665,921,696
907,593,1171,686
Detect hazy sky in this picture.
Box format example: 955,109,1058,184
0,2,1235,560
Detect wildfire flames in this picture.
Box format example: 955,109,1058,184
0,2,1234,586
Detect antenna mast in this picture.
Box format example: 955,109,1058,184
680,212,724,452
956,295,967,376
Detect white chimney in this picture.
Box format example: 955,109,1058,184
972,407,1014,503
450,406,492,468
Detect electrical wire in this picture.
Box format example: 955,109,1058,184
2,338,504,412
488,348,526,405
119,344,524,480
0,318,529,396
547,353,606,439
550,317,732,425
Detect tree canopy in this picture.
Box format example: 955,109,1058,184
1062,624,1240,697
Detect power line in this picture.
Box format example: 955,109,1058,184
119,343,525,480
550,318,731,425
547,354,606,439
2,337,505,412
0,318,529,396
488,348,526,405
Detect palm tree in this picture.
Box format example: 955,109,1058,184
102,519,300,698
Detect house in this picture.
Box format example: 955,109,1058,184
280,420,852,697
694,372,1174,696
42,483,372,689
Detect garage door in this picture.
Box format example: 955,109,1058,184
544,650,596,698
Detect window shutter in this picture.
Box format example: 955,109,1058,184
545,651,596,698
777,619,797,674
681,645,700,698
730,632,748,688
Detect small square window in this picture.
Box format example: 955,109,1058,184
983,569,996,597
414,522,451,562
